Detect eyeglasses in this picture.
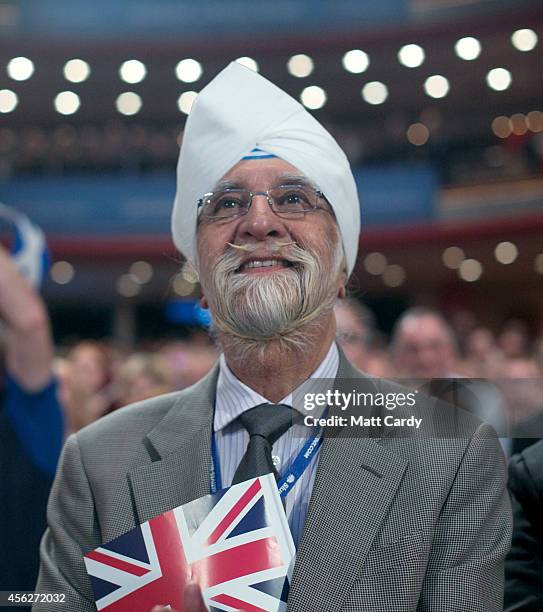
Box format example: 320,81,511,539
197,184,329,220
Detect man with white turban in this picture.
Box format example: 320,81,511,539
35,63,511,612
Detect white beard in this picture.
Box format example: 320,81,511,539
201,237,345,360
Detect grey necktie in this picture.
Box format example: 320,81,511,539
232,403,295,485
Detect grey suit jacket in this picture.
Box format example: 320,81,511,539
35,353,512,611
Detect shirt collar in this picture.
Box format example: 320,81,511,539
214,342,339,432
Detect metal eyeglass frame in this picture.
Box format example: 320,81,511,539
196,184,331,220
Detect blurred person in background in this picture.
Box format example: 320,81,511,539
391,306,459,379
61,340,116,433
502,357,543,455
391,306,510,455
334,297,393,377
117,353,173,405
505,439,543,611
0,242,64,593
36,63,510,612
159,339,218,390
462,326,504,378
68,341,112,399
499,319,530,359
334,297,374,372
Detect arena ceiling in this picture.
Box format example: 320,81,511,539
0,5,542,154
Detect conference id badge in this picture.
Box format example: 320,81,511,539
84,473,295,611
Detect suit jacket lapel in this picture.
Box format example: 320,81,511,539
128,364,219,524
287,352,409,612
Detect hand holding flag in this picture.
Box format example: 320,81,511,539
84,474,295,611
0,202,49,289
151,583,207,612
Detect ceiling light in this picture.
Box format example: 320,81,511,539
511,28,538,52
361,81,388,105
175,59,203,83
510,113,528,136
300,85,326,109
424,75,450,99
116,92,142,115
0,89,18,113
287,54,314,78
364,252,387,275
117,274,141,297
235,57,259,72
458,258,483,282
51,261,74,284
494,241,518,264
527,110,543,133
491,116,512,138
486,68,512,91
129,261,154,284
398,44,425,68
442,246,465,269
63,59,91,83
7,56,34,81
177,91,198,115
342,49,370,74
454,37,482,60
54,91,80,115
406,123,429,146
119,60,147,84
173,273,194,296
383,264,405,287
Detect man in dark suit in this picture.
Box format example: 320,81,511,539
35,63,511,612
505,439,543,611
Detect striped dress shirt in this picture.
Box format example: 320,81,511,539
213,342,339,547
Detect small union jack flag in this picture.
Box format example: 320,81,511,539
84,475,295,611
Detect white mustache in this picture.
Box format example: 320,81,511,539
226,241,296,253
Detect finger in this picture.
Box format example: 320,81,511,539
183,582,207,612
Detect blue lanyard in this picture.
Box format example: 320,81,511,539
210,418,325,497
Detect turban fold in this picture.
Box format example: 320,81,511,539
172,62,361,275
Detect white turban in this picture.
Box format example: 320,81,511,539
171,62,361,275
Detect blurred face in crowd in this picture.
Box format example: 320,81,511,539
393,314,457,379
195,158,345,350
466,327,496,360
499,322,529,358
118,354,173,406
68,342,109,395
334,301,370,371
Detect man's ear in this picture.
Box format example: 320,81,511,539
200,295,209,309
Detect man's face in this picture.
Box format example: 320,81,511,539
393,315,456,379
196,157,345,342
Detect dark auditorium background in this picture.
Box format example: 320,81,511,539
1,0,543,599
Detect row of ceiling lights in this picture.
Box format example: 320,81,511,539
0,62,525,116
50,241,543,295
3,28,538,85
50,259,199,298
0,28,537,116
0,88,198,115
363,241,541,285
491,111,543,138
403,109,543,147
